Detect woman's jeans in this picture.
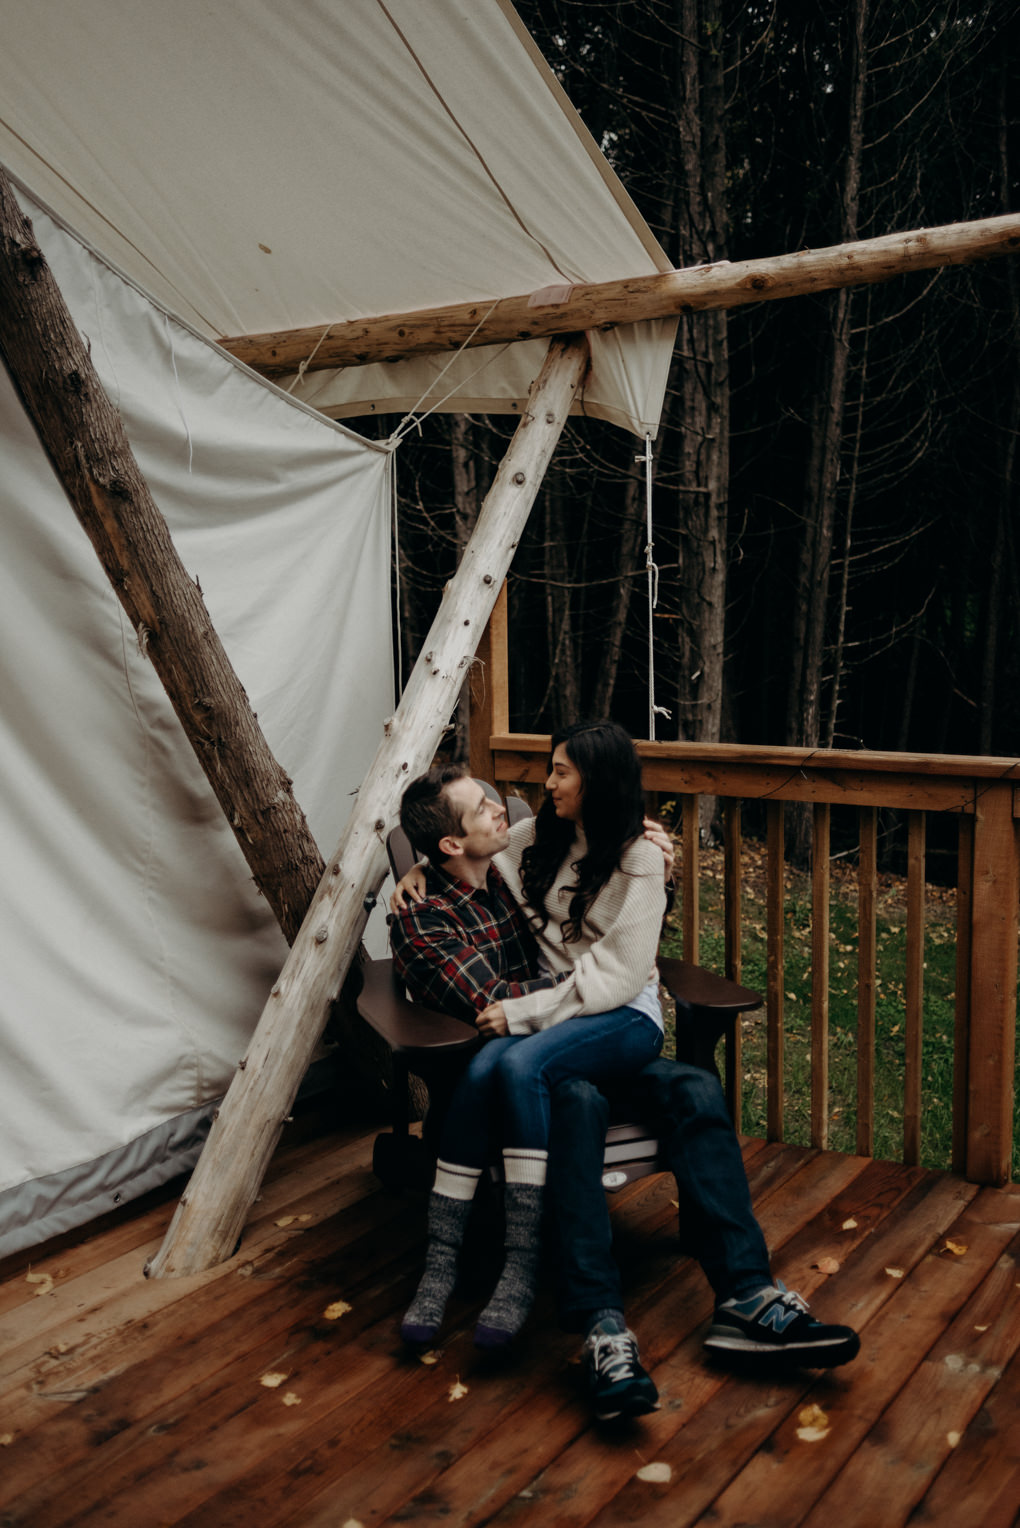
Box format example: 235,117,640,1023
437,1007,664,1168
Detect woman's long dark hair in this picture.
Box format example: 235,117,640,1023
520,720,645,942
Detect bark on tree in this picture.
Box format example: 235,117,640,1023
0,165,325,946
671,0,729,752
786,0,868,762
450,413,480,761
146,335,590,1278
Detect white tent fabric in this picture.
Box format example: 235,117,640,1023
0,0,676,438
0,192,394,1257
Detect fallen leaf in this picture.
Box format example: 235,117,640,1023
796,1402,831,1442
298,1214,312,1222
418,1350,441,1366
814,1257,840,1275
944,1240,968,1257
282,1392,302,1407
885,1267,905,1279
260,1372,289,1389
842,1218,858,1231
0,1433,14,1446
448,1378,469,1402
946,1431,961,1448
26,1270,54,1298
274,1216,295,1227
636,1462,672,1484
974,1325,989,1333
341,1520,364,1528
323,1300,352,1321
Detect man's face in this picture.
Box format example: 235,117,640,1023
441,777,509,864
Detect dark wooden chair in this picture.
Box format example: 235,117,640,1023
355,786,762,1191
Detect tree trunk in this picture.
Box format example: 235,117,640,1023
146,335,590,1278
786,0,868,758
671,0,729,825
450,413,480,760
0,165,325,946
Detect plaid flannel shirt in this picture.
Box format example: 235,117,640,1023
389,861,560,1025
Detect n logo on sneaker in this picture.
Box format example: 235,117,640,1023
759,1301,800,1334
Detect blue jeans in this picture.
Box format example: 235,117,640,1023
437,1008,664,1168
546,1058,773,1328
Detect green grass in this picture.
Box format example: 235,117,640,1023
658,842,1019,1178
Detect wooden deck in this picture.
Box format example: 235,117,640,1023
2,1109,1019,1528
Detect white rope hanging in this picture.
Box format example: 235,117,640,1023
640,434,671,740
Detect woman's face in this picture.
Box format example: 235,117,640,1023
546,743,585,823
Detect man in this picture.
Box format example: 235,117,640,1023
390,764,859,1421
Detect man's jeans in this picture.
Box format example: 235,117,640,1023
546,1058,773,1328
436,1008,664,1167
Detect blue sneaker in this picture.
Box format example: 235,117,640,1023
705,1283,860,1366
582,1320,660,1420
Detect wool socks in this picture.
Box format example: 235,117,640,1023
475,1148,547,1349
400,1162,480,1346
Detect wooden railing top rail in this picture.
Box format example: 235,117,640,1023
492,735,1020,816
492,733,1020,782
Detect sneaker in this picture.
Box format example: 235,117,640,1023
582,1321,660,1420
704,1282,860,1366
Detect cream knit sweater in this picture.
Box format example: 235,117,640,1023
494,819,665,1035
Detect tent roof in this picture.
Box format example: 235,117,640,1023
0,0,676,436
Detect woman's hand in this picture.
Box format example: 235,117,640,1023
476,1001,509,1038
389,863,428,915
643,817,675,882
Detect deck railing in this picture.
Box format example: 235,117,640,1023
486,734,1020,1188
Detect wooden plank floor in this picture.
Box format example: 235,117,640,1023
1,1110,1018,1528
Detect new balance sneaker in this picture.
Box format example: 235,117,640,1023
582,1320,660,1421
704,1282,860,1366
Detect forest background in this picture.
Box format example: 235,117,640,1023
354,1,1020,782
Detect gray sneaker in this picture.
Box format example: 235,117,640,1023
705,1283,860,1366
582,1321,660,1420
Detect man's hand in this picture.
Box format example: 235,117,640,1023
476,1001,509,1038
389,863,428,915
643,817,675,883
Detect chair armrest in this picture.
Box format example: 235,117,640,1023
356,958,480,1057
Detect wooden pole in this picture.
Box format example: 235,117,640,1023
220,213,1020,379
468,579,509,785
0,166,325,945
964,781,1018,1185
146,334,590,1277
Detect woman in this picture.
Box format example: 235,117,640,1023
397,720,668,1350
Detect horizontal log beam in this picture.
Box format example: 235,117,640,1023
220,214,1020,379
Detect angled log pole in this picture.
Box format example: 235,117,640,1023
221,213,1020,377
0,167,324,943
146,333,590,1277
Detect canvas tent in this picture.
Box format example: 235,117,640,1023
0,1,675,1258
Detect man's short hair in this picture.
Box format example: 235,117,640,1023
400,763,470,863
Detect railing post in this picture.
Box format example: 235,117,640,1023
468,579,509,786
965,780,1019,1185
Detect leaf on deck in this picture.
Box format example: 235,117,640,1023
796,1403,831,1442
448,1378,469,1402
814,1257,840,1275
636,1462,672,1484
324,1300,353,1320
260,1371,289,1389
26,1270,54,1297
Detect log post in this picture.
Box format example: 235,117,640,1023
0,166,325,944
146,334,590,1277
220,213,1020,378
